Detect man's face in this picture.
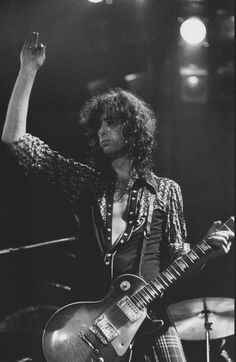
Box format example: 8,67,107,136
97,120,127,157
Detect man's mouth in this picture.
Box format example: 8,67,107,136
100,139,110,145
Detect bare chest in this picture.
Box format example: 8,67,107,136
111,194,128,245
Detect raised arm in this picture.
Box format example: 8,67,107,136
2,32,46,144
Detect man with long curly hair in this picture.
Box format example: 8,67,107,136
2,33,233,362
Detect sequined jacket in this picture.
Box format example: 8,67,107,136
9,133,189,299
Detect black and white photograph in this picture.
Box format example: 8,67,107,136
0,0,234,361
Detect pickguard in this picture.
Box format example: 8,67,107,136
111,309,147,356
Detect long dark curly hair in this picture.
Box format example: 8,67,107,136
79,88,157,178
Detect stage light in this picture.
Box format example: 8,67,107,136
88,0,104,3
188,76,199,87
179,65,208,103
125,74,137,82
180,17,207,45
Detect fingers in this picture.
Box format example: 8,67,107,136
23,32,38,49
209,234,228,247
30,32,39,48
205,221,221,238
210,229,234,242
210,220,222,232
207,230,232,254
220,240,231,254
205,221,234,260
23,32,46,51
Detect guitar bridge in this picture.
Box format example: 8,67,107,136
94,314,119,342
89,325,108,345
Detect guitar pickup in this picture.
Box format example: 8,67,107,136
117,296,143,322
94,314,119,342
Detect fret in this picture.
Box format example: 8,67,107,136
131,295,143,309
135,291,148,307
183,254,194,265
188,250,200,261
166,268,177,280
140,289,153,303
140,288,150,303
145,287,156,301
152,280,165,294
148,283,158,295
132,293,147,308
170,269,177,280
170,263,181,276
200,240,212,252
196,244,207,255
146,285,156,298
153,278,166,290
193,244,205,256
228,219,234,230
158,275,169,287
175,258,188,271
221,223,231,232
220,218,234,232
162,270,176,282
150,281,162,296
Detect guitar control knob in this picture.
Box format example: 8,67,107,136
97,358,104,362
120,280,131,291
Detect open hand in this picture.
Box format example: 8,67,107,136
205,220,234,260
20,32,46,72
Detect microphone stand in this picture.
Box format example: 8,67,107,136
0,236,77,255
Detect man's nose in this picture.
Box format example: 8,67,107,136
99,125,109,136
100,127,107,135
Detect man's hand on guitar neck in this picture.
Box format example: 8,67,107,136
204,220,234,261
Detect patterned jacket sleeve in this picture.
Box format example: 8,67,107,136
8,133,98,205
165,180,190,263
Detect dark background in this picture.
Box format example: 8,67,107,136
0,0,234,361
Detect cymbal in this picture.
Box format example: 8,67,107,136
168,297,234,340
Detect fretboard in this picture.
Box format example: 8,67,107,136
131,216,234,309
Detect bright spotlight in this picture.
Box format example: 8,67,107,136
188,76,199,87
180,17,207,45
88,0,104,3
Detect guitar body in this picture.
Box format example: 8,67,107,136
43,274,162,362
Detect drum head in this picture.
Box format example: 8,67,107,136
0,305,58,362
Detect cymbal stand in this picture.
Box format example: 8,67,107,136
202,308,212,362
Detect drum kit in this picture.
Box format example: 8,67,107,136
0,237,76,362
169,297,234,362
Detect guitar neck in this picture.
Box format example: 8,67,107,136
131,216,234,308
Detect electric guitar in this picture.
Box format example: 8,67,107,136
42,217,234,362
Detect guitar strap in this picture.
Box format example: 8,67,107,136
138,193,155,277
